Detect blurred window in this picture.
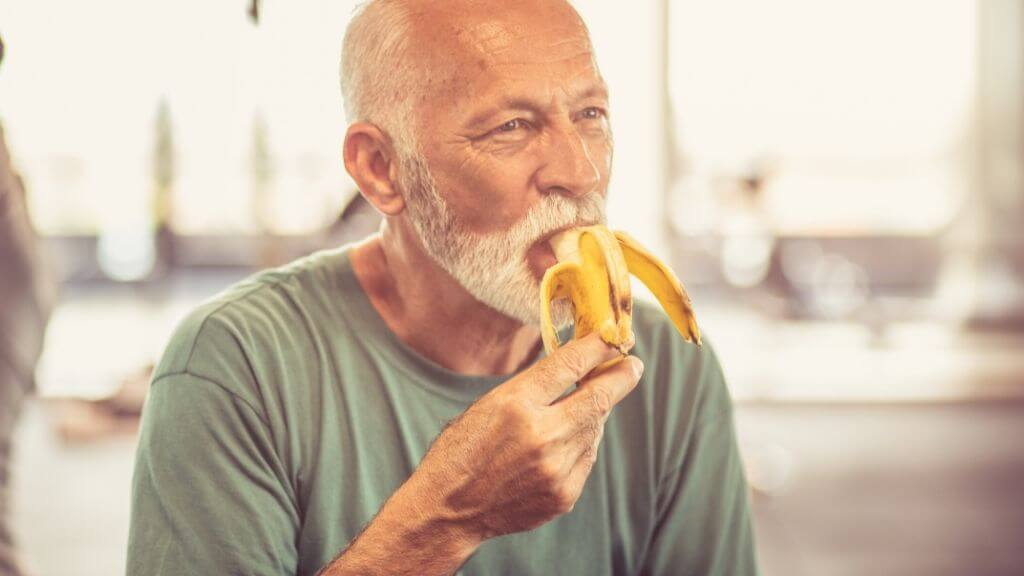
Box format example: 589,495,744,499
0,0,356,236
669,0,976,236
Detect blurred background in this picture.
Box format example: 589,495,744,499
1,0,1023,574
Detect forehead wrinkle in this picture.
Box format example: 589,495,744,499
488,49,597,69
461,20,519,47
453,8,591,58
485,37,591,58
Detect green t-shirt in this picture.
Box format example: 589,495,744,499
127,246,758,576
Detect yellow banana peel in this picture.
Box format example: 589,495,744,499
539,225,701,367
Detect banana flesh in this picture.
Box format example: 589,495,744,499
540,225,701,361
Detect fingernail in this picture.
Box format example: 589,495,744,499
631,358,644,378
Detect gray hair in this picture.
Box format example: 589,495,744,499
340,1,421,156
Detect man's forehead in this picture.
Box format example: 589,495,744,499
456,15,590,59
409,0,593,69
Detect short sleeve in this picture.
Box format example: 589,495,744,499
127,372,300,576
640,397,759,575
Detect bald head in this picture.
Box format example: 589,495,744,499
340,0,595,156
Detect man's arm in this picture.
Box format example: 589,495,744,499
315,467,482,575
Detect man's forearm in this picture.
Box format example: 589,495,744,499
318,473,482,576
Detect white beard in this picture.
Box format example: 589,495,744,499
398,153,606,327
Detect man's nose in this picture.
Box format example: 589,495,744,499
535,123,602,198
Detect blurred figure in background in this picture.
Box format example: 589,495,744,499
0,32,57,576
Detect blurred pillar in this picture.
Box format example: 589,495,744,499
575,0,669,260
570,0,671,304
958,0,1024,328
978,0,1024,326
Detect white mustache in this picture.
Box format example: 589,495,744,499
500,192,607,254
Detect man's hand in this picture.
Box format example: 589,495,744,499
321,333,644,576
417,332,644,538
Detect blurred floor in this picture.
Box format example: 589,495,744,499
11,401,135,576
739,401,1024,576
10,398,1024,576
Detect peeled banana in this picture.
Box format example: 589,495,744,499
539,225,701,363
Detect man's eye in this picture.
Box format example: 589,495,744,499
497,119,525,133
581,107,605,120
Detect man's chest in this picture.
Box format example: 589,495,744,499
289,382,656,576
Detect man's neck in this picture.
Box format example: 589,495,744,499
348,221,544,377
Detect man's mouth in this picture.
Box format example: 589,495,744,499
530,221,599,272
537,244,558,270
537,221,598,246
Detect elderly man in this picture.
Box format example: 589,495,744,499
127,1,759,574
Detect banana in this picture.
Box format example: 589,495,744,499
539,225,701,363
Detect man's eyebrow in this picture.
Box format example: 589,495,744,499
574,83,609,103
461,83,610,130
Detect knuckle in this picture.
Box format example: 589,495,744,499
581,442,600,466
554,486,576,514
529,362,561,392
522,419,549,453
581,412,602,434
528,361,553,382
535,459,561,487
591,387,613,415
557,347,589,380
583,420,602,444
495,394,528,423
565,399,588,427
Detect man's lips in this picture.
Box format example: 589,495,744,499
537,222,590,245
525,242,557,274
537,245,558,269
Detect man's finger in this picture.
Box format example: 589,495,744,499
517,333,621,405
558,355,643,425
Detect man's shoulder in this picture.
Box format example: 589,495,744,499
630,298,732,426
631,298,717,373
152,248,352,390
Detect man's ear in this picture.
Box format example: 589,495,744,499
343,122,405,216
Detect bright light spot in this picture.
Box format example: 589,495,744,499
97,229,156,282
